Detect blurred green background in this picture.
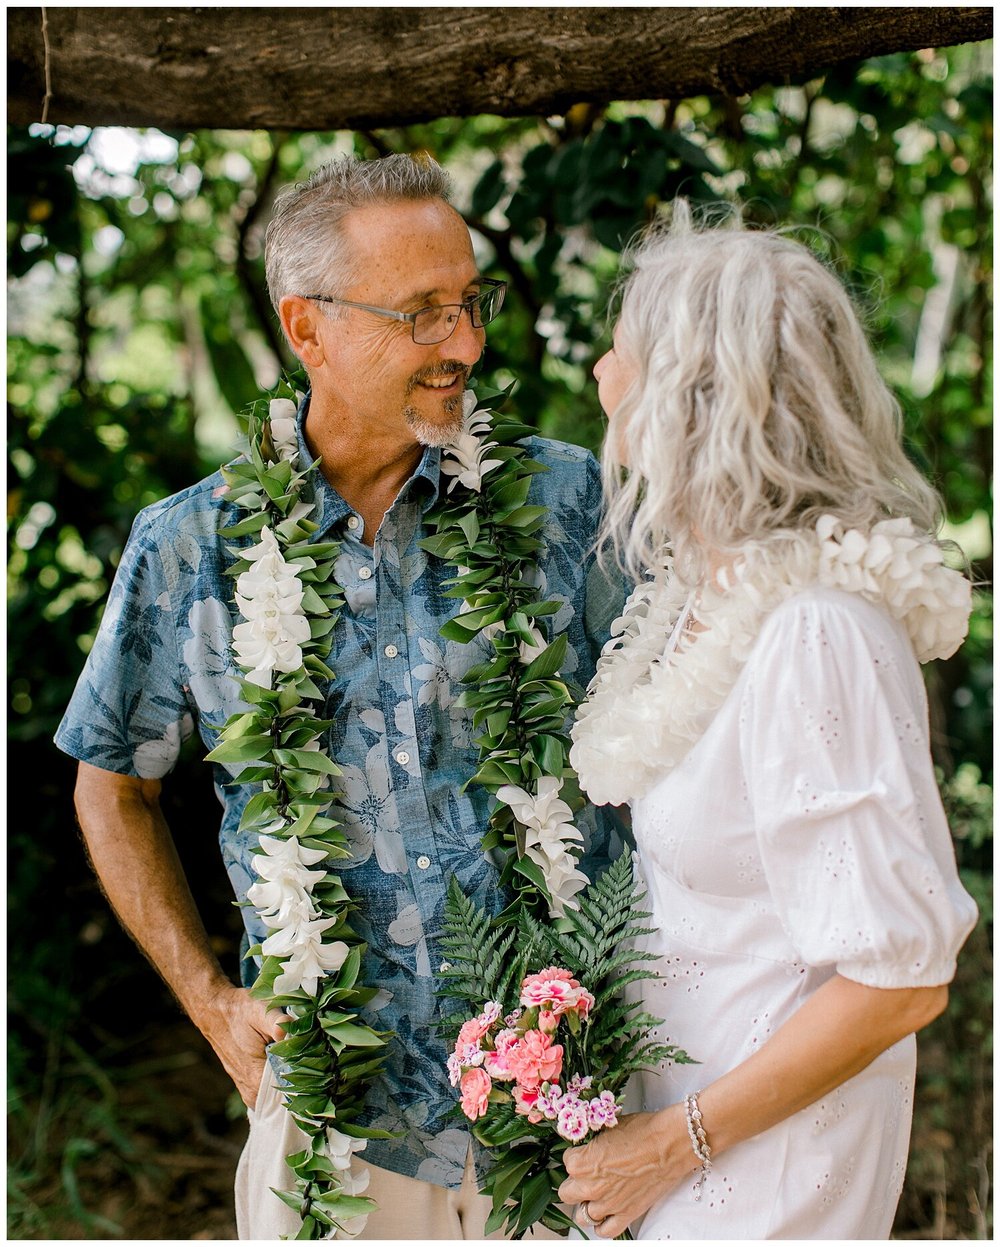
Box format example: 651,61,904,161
8,43,992,1239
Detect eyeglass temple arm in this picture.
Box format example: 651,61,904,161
304,294,414,323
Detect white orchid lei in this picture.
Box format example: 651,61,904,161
205,375,387,1239
207,372,592,1237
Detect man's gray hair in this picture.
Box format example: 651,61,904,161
264,153,453,313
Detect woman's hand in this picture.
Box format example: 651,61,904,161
558,978,949,1238
558,1106,698,1239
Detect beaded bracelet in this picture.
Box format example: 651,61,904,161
684,1090,713,1200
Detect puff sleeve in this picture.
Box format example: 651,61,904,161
739,588,977,988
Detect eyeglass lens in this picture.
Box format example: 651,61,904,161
412,285,505,345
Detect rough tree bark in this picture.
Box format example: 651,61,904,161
7,6,992,132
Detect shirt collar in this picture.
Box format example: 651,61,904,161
295,390,444,536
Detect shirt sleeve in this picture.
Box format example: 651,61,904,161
739,589,978,989
54,506,192,779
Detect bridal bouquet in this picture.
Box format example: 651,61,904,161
439,850,693,1238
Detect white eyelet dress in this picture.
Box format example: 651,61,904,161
629,588,978,1240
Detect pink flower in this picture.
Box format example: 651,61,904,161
483,1028,520,1081
537,1008,560,1034
459,1067,492,1121
556,1095,592,1142
455,1039,486,1068
520,967,593,1019
447,1052,463,1087
521,967,574,1002
457,1017,488,1050
512,1084,544,1124
535,1082,563,1121
506,1030,564,1090
587,1090,621,1131
480,1001,502,1027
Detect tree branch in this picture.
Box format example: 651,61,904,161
8,8,992,131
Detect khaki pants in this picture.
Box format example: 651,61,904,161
235,1060,565,1240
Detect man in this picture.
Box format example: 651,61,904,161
56,153,623,1239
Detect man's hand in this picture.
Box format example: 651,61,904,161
73,764,291,1112
195,983,290,1109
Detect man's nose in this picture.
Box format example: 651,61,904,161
443,306,485,366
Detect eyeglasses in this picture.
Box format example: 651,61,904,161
302,277,506,346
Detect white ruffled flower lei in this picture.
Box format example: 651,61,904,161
570,514,973,808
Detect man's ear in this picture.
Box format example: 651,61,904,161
279,295,327,368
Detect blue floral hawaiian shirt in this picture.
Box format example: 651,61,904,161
56,400,626,1186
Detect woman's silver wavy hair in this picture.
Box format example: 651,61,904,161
599,201,945,584
264,153,452,313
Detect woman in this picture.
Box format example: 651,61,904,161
562,206,979,1240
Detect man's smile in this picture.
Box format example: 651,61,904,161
420,376,462,390
409,364,468,396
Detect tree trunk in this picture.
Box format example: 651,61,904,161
8,7,993,132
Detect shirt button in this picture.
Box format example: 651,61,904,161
384,644,399,659
358,566,373,581
417,855,431,870
440,961,453,972
395,750,410,766
347,515,360,530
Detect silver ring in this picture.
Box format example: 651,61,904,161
579,1202,606,1229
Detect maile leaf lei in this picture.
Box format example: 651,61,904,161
207,371,593,1237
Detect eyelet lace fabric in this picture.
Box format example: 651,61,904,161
569,516,971,808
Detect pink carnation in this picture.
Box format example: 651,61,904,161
457,1017,488,1050
483,1028,520,1081
506,1029,564,1091
512,1084,543,1123
537,1008,560,1034
520,968,594,1019
480,1001,502,1027
455,1040,485,1068
459,1067,492,1121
